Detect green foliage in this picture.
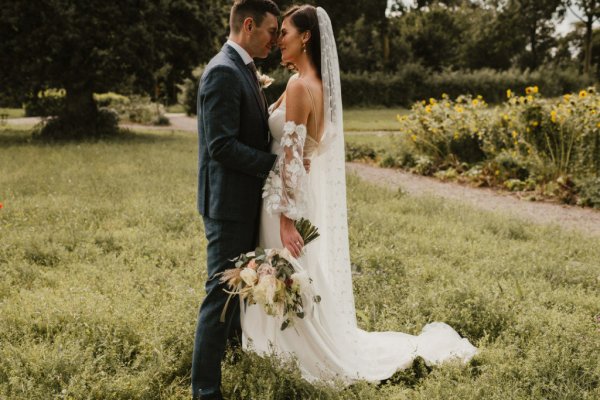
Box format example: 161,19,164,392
395,86,600,197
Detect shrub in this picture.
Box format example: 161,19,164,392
24,89,66,117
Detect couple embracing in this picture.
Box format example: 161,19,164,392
192,1,477,399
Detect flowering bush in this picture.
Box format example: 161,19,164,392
396,86,600,204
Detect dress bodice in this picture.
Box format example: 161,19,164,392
268,103,320,158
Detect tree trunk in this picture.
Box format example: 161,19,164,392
39,83,117,140
584,16,593,75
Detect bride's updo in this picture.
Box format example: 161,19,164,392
283,5,322,78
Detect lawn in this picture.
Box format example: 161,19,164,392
343,107,408,131
0,108,25,119
0,126,599,399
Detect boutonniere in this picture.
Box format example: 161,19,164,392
257,72,274,89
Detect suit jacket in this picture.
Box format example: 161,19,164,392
197,44,277,222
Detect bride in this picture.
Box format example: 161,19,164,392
241,4,477,383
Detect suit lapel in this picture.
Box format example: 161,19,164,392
222,44,269,130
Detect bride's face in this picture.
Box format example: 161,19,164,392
278,17,306,64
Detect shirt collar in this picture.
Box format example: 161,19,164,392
226,39,253,65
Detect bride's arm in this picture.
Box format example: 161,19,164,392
263,79,311,257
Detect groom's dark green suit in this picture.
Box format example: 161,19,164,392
192,43,276,399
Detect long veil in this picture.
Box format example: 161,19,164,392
310,7,358,335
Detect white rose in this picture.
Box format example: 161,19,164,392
290,271,310,293
240,268,258,286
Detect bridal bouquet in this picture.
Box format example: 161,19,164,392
219,218,321,331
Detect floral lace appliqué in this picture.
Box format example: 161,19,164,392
263,121,308,220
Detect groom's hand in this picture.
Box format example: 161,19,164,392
280,215,304,258
303,158,311,173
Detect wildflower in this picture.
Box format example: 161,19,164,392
563,94,571,102
425,105,432,113
507,89,513,98
526,87,532,95
531,121,539,127
579,90,587,98
453,132,459,140
455,105,464,113
503,114,509,121
526,95,533,103
477,95,483,100
532,86,539,94
429,98,436,105
512,131,518,138
551,110,557,123
513,140,518,147
411,134,417,142
472,99,479,106
442,93,449,99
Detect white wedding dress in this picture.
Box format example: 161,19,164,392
240,7,477,384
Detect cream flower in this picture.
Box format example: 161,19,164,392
240,268,258,286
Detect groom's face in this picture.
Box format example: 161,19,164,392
247,12,278,59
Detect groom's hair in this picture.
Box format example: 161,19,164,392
230,0,281,33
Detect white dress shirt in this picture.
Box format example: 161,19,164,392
226,39,253,65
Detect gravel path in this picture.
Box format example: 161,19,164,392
347,163,600,237
6,114,600,237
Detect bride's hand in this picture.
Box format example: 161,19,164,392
280,215,304,258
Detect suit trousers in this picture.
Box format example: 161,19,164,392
191,215,259,399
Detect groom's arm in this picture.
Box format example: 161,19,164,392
200,66,276,179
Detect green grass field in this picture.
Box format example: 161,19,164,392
0,126,599,399
343,108,408,131
0,108,25,118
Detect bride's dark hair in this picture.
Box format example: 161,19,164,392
283,5,321,78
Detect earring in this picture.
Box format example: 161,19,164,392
302,42,307,53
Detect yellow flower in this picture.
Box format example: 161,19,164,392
532,86,539,94
472,99,479,106
531,121,539,127
477,95,483,100
429,98,436,105
527,95,534,102
453,132,459,140
563,94,572,102
526,127,531,133
513,140,518,147
442,93,449,99
396,114,402,122
597,122,600,128
503,114,509,121
579,90,587,98
550,110,557,123
495,170,500,176
519,96,525,104
507,89,512,98
411,134,417,142
526,87,532,95
425,105,432,113
455,105,464,113
512,130,518,138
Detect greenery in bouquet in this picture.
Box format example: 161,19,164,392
219,218,321,331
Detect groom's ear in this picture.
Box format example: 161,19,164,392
242,17,254,33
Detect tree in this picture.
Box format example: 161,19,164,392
505,0,565,69
0,0,225,139
566,0,600,74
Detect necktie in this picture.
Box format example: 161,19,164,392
246,62,268,116
246,62,260,88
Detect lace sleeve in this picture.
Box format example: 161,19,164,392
262,121,307,219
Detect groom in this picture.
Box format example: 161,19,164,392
191,1,281,399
